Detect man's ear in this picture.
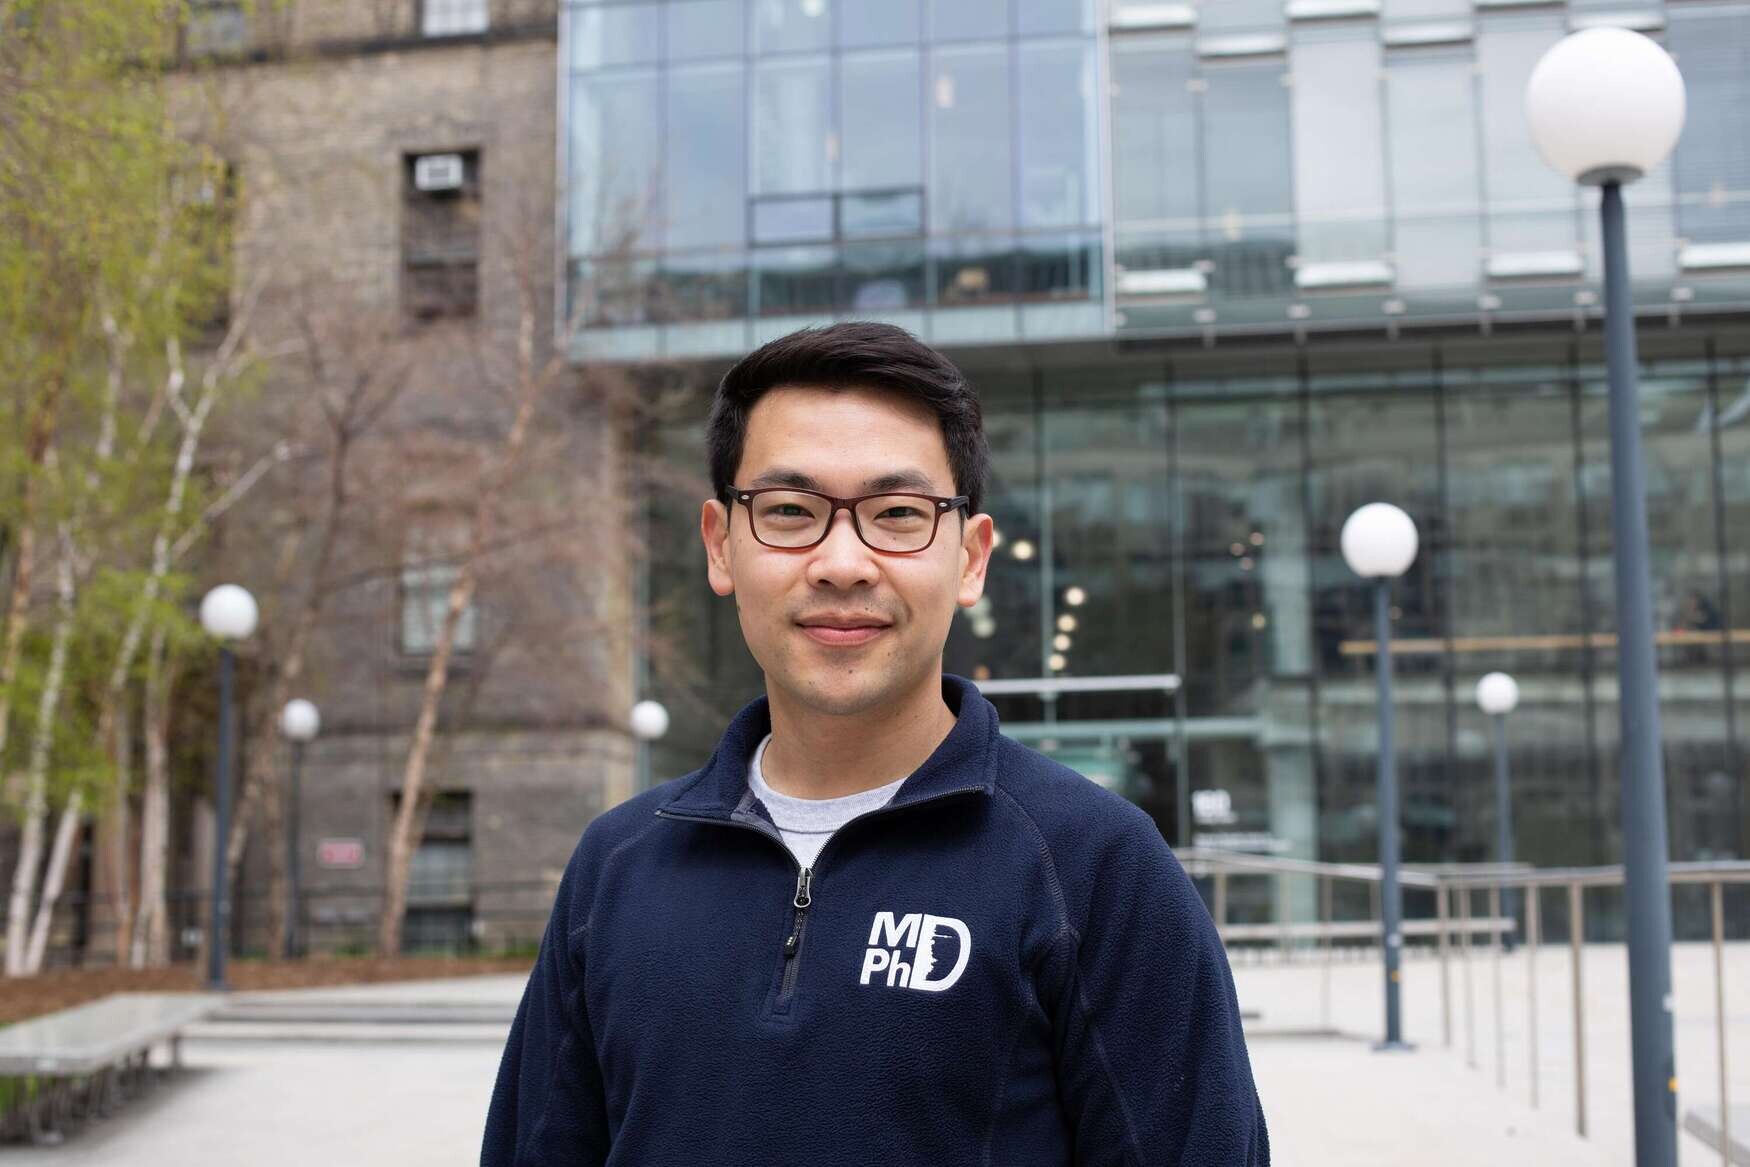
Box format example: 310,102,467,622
702,498,735,598
956,512,995,609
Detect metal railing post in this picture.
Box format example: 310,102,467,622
1214,870,1228,944
1492,881,1505,1088
1527,883,1540,1109
1570,880,1587,1139
1438,880,1452,1048
1321,873,1334,1030
1462,882,1477,1069
1712,879,1730,1167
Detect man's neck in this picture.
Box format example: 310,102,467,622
760,674,957,801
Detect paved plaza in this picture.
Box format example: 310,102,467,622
5,942,1745,1165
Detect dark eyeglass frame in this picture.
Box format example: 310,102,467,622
728,486,972,554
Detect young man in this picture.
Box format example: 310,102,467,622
482,323,1270,1165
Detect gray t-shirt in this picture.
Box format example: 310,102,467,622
746,732,905,870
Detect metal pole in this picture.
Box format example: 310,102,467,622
1437,882,1452,1048
1374,578,1408,1050
1600,179,1678,1167
207,646,234,992
1570,880,1588,1139
1494,713,1517,952
286,741,304,959
1527,884,1540,1110
1712,880,1730,1167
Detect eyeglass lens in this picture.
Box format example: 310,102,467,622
747,491,940,552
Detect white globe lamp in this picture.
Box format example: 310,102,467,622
1340,503,1419,579
1525,28,1686,186
630,700,670,742
281,698,321,743
1475,673,1520,718
199,584,259,640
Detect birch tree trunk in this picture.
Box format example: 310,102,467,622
24,791,83,973
107,694,134,964
131,624,173,968
4,524,77,977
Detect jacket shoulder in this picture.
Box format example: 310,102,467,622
991,734,1163,844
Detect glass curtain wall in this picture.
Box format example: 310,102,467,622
564,0,1104,358
639,332,1750,936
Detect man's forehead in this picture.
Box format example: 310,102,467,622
739,385,953,492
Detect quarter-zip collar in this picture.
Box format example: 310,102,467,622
656,673,1000,822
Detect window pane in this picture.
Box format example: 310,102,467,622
1197,0,1280,35
753,244,839,314
842,190,923,237
1018,0,1094,36
1477,20,1577,256
932,234,1018,304
930,0,1008,42
751,195,834,243
753,57,833,195
841,50,922,192
1290,35,1387,265
1385,51,1481,291
840,0,919,47
569,71,662,255
1202,60,1295,297
1113,37,1199,227
667,0,745,61
655,252,749,321
667,64,746,250
752,0,831,53
1017,40,1098,230
424,0,488,37
1019,231,1100,300
1382,0,1467,19
570,4,661,68
843,239,925,310
1668,12,1750,245
929,44,1013,234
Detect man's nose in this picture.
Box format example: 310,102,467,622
806,508,879,588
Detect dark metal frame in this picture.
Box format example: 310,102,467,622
729,486,969,554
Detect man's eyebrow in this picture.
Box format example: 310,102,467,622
744,467,943,493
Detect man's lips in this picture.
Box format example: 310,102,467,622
797,619,890,647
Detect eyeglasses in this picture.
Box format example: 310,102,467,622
729,486,971,554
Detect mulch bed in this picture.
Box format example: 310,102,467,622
0,955,535,1025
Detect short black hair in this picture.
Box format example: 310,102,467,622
707,322,990,516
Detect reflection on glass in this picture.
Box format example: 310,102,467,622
843,239,926,310
931,235,1018,304
1017,40,1098,231
1019,232,1100,301
754,57,833,196
1113,36,1200,245
841,51,922,192
839,0,919,47
1289,36,1387,265
751,0,831,54
841,190,925,238
1477,21,1579,256
1666,13,1750,246
570,4,661,69
929,0,1009,42
1385,50,1481,292
1197,0,1281,34
1201,61,1295,298
929,44,1013,234
751,195,835,244
752,243,838,315
667,64,746,250
667,0,744,62
1019,0,1094,36
655,252,748,321
569,72,662,257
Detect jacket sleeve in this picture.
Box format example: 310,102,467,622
481,855,610,1166
1047,817,1270,1166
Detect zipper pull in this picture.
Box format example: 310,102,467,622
784,867,813,959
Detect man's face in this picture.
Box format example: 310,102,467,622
701,385,994,718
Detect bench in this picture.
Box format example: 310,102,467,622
0,992,222,1145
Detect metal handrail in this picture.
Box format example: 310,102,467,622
1188,847,1739,1160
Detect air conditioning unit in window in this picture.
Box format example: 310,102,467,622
414,154,465,192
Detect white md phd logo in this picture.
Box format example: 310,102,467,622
858,912,971,992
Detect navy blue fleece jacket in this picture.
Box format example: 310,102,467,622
482,674,1269,1165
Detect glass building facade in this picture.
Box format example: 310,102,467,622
564,1,1750,929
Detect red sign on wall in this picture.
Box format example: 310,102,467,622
317,838,365,869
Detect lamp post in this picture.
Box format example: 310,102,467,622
630,699,669,793
199,584,258,991
1475,672,1520,952
1527,28,1686,1165
1340,502,1419,1052
280,698,320,959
